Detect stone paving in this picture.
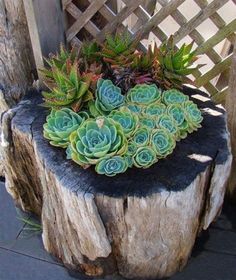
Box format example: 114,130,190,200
0,181,236,280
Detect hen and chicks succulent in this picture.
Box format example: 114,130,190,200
42,33,203,176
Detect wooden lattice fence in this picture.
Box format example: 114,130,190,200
62,0,236,102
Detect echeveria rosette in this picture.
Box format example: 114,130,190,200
126,103,143,114
139,117,156,129
109,107,139,137
145,103,166,118
132,127,150,147
162,89,189,105
43,108,85,148
167,104,189,139
124,142,138,168
126,84,161,105
157,114,179,139
151,129,176,158
184,101,203,132
70,117,128,167
95,156,128,176
89,79,124,116
133,147,156,168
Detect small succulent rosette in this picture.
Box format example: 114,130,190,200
89,79,125,116
43,108,87,148
126,83,161,105
69,116,128,167
95,156,129,176
162,89,189,105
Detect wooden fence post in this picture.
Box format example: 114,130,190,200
23,0,66,77
226,40,236,201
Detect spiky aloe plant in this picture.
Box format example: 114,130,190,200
152,36,203,89
42,61,93,112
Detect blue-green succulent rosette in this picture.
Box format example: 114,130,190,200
126,103,143,114
126,84,161,105
133,147,156,168
70,116,128,167
167,104,189,139
184,101,203,132
43,108,87,148
89,79,124,116
145,103,166,118
139,116,156,129
162,89,189,105
157,114,179,139
109,107,139,137
132,127,150,147
151,129,176,158
95,156,128,176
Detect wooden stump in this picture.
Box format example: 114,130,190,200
1,87,232,279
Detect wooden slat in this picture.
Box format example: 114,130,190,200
134,0,185,39
66,3,100,38
66,0,108,42
195,54,233,87
173,0,229,44
96,0,146,42
212,86,228,104
195,19,236,55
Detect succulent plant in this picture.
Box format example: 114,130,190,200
100,31,137,68
152,36,203,89
133,147,156,168
139,116,156,129
167,104,188,139
89,79,124,116
184,101,203,132
145,102,166,117
80,41,101,63
151,129,176,158
126,84,161,105
132,127,150,147
43,108,86,148
42,61,93,111
162,89,189,105
109,107,139,138
131,44,159,72
95,156,128,176
126,103,143,114
157,114,179,139
70,117,128,167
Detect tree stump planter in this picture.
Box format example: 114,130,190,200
1,87,232,279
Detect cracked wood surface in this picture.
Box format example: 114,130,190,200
1,87,232,279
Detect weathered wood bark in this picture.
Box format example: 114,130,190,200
226,40,236,202
1,88,232,279
0,0,35,176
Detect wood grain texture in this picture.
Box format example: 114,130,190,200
1,87,232,279
226,40,236,201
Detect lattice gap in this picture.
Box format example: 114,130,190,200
63,0,236,97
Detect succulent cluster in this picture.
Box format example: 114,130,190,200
44,79,203,176
42,34,203,176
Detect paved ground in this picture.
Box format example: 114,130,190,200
1,180,236,280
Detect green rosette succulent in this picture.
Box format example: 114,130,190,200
126,84,161,105
184,101,203,132
70,117,128,167
126,103,143,114
43,108,85,148
95,156,128,176
133,147,156,168
109,107,139,137
162,89,189,105
89,79,124,116
132,127,150,147
157,114,179,139
167,104,189,139
139,117,156,129
145,103,166,117
151,129,176,158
